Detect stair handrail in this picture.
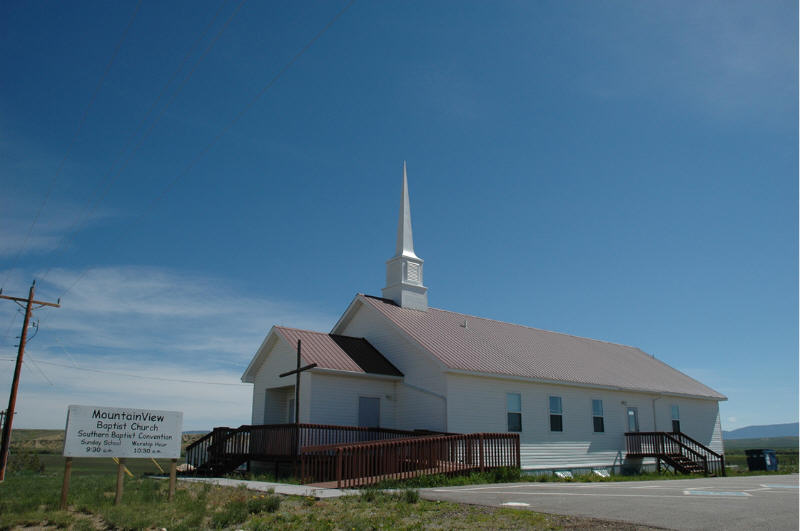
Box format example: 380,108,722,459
671,431,725,476
662,433,707,460
662,432,710,475
672,432,723,458
185,428,226,469
185,430,214,461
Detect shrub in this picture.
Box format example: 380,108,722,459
6,452,44,475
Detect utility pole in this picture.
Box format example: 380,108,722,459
0,280,60,481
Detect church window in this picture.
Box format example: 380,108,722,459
671,405,680,433
549,396,563,432
506,393,522,432
592,399,604,433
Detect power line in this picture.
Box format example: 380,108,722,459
22,354,54,387
0,0,144,290
1,308,21,346
55,0,356,301
37,0,237,285
0,356,248,387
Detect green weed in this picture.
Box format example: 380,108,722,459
401,488,419,504
211,498,248,528
247,493,281,513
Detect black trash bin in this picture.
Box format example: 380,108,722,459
745,449,778,471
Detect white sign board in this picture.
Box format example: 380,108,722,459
63,405,183,459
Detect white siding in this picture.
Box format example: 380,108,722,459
335,300,448,431
394,384,446,431
653,396,723,454
308,372,397,428
250,336,311,424
446,373,722,469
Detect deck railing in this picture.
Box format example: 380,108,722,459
300,432,520,488
185,423,426,471
625,432,725,476
670,431,726,476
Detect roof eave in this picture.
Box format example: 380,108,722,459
241,326,278,383
330,293,363,334
310,367,403,381
444,368,727,401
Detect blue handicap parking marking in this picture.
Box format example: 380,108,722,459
684,490,749,497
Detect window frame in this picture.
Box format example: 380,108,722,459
671,404,680,433
506,392,522,432
549,396,563,432
592,399,605,433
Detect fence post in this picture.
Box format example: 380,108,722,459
336,447,342,489
478,434,484,472
300,451,305,485
515,434,521,469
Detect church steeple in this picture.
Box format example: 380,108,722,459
395,162,418,259
382,162,428,311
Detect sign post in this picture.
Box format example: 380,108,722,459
115,458,126,505
61,405,182,507
168,458,177,501
59,457,72,509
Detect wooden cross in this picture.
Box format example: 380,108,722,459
278,340,317,424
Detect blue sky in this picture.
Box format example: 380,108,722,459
0,1,796,431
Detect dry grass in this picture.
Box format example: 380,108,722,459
0,472,663,530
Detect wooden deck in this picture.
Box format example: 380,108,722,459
301,432,520,488
185,423,520,486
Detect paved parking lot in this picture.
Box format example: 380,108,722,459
420,474,799,530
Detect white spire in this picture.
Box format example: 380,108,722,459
382,162,428,311
395,161,418,259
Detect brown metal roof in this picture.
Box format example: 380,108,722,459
359,295,725,399
274,326,402,377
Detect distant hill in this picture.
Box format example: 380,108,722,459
724,436,798,452
723,422,798,440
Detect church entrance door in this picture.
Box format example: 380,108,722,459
358,397,380,428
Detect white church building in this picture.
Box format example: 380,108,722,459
242,165,726,471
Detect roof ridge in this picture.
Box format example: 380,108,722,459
274,325,327,335
276,326,366,342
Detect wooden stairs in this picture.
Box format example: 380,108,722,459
625,431,726,476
